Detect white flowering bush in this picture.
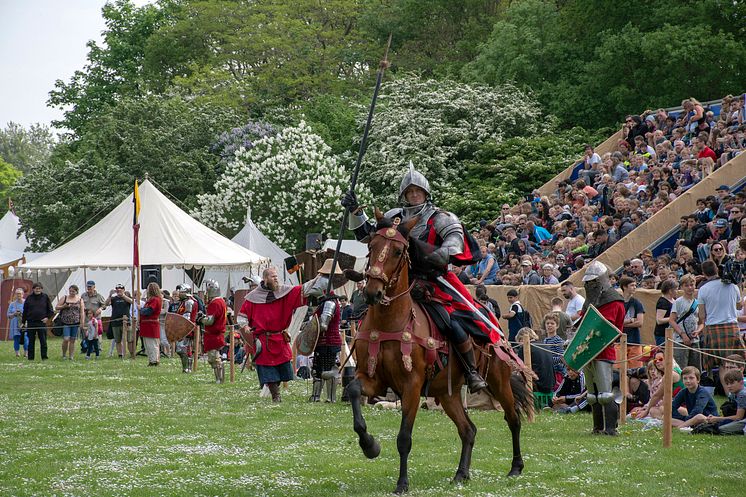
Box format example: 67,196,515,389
359,74,550,207
193,121,370,251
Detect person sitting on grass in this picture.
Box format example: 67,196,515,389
625,366,651,414
671,366,718,430
634,350,684,419
551,368,588,413
695,369,746,434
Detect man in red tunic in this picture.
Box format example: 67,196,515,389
199,280,227,384
237,267,307,402
581,261,626,435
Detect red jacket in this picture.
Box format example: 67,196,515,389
203,297,227,352
595,300,626,362
140,297,162,339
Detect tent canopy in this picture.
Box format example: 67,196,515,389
230,210,297,285
0,210,30,253
20,180,268,271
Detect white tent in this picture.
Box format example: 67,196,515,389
20,180,268,272
204,209,298,287
322,238,368,298
0,210,30,253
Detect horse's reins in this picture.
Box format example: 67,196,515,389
337,221,414,374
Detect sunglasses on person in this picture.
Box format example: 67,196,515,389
712,247,724,252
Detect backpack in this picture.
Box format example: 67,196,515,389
513,303,532,329
692,422,721,435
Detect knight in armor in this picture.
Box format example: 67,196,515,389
175,284,198,373
197,280,227,384
341,162,490,393
581,261,626,435
305,259,344,403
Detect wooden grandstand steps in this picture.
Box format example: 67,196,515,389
568,151,746,285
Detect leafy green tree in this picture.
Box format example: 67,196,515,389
193,121,372,251
47,0,175,134
556,24,746,126
361,0,503,77
464,0,746,128
11,158,122,251
151,0,377,114
0,122,56,174
13,95,244,249
0,158,22,210
442,127,610,225
358,74,550,208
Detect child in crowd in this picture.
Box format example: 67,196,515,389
542,313,565,386
551,368,588,413
671,366,718,430
84,309,100,360
697,369,746,434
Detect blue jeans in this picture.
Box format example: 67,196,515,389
62,325,79,339
14,332,29,352
654,335,665,346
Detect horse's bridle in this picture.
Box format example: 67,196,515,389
365,220,411,300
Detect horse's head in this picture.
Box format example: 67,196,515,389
364,208,418,305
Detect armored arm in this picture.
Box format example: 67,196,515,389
318,300,337,333
342,190,376,241
425,212,465,266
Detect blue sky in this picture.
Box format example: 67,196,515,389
0,0,150,132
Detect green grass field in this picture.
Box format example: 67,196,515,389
0,339,743,497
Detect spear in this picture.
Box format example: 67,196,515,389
325,34,392,293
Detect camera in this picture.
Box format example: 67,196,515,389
720,260,745,286
626,366,648,380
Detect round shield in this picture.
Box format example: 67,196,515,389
165,312,197,342
296,315,320,356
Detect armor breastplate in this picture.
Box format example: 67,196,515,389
384,203,438,242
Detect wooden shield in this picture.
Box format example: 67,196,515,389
165,312,196,342
296,315,320,356
563,305,621,371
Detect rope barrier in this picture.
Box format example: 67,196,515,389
666,337,746,366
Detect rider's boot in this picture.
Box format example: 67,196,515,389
456,340,488,393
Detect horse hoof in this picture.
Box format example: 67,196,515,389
393,483,408,494
362,439,381,459
452,471,469,483
507,468,523,477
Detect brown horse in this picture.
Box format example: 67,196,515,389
346,212,533,494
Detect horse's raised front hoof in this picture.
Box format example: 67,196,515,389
452,470,470,483
393,482,408,494
361,438,381,459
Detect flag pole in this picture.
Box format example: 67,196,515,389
132,179,142,360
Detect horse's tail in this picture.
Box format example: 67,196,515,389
509,372,534,420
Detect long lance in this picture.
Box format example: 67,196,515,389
325,34,392,294
435,276,505,340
